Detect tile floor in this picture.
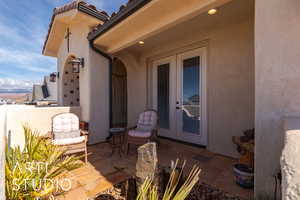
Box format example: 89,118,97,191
57,138,254,200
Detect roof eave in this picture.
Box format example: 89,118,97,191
88,0,151,42
77,3,108,22
42,1,109,56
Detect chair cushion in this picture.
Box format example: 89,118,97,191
53,130,81,140
128,129,151,138
137,110,157,132
53,113,79,132
52,136,85,146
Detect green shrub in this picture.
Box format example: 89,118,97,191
5,126,83,200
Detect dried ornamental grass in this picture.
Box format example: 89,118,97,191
137,159,201,200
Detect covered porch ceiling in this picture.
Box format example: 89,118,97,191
123,0,254,57
92,0,234,54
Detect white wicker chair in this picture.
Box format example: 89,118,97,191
51,113,88,163
126,109,158,154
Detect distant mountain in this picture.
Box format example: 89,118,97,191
0,89,31,94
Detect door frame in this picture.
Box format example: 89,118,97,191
152,55,177,139
151,47,207,146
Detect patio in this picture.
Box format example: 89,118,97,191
57,138,254,199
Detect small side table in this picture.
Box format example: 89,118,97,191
109,128,126,157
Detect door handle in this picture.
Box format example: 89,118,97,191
176,101,181,109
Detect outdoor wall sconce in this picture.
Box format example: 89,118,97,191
50,72,57,82
69,57,84,73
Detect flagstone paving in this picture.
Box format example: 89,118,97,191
56,138,254,200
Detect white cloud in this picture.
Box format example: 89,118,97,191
0,22,24,42
45,0,105,10
86,0,105,9
0,48,56,73
0,78,37,90
0,20,46,51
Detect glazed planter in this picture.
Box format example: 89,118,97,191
233,163,254,189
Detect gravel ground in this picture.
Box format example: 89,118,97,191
95,182,126,200
95,180,243,200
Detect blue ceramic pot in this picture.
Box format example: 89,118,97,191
233,163,254,189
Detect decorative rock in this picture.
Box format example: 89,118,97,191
281,118,300,200
135,142,158,189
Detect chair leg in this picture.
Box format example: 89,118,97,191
127,143,130,155
85,147,88,164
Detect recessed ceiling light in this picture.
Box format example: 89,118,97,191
138,41,145,45
208,8,217,15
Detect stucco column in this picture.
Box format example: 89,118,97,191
255,0,300,198
87,48,110,144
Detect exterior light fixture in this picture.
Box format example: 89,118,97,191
208,8,217,15
69,57,84,73
50,72,57,82
138,41,145,45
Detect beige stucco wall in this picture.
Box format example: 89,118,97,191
57,21,91,121
5,105,80,148
0,107,6,199
57,20,110,144
88,47,110,142
207,19,254,157
137,10,254,158
255,0,300,198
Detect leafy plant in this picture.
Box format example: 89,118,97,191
137,159,201,200
5,125,83,200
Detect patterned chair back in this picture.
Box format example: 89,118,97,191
52,113,80,139
137,109,157,132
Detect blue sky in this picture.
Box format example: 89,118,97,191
0,0,127,91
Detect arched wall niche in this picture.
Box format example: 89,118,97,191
62,55,80,106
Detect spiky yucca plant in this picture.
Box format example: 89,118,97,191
5,125,83,200
137,160,201,200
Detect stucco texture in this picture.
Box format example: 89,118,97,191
57,20,110,144
5,106,80,148
255,0,300,198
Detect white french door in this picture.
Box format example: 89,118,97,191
152,56,177,138
152,48,207,146
176,48,207,145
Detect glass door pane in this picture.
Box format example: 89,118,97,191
182,56,200,134
157,64,170,129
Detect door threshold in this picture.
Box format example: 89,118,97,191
158,136,206,148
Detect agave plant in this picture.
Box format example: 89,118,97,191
137,159,201,200
5,125,83,200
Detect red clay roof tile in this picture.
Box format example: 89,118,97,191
42,0,109,55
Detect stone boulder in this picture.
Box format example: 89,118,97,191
135,142,158,189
